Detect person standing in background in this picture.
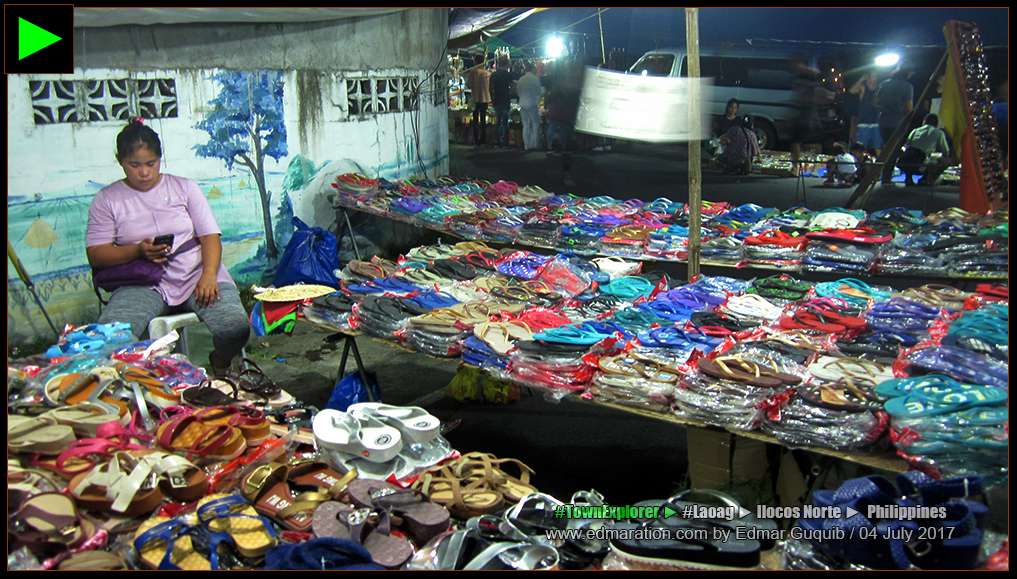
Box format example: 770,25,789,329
849,71,882,156
874,65,914,184
466,54,492,147
516,61,543,150
489,56,516,148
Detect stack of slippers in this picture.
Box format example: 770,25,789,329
673,354,803,429
339,257,399,285
590,353,681,413
312,404,449,481
760,356,897,451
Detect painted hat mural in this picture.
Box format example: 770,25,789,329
24,216,58,248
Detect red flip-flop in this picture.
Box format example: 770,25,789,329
779,311,847,335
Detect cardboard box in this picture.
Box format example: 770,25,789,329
688,427,769,490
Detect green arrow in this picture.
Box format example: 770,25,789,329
19,18,62,60
663,506,677,519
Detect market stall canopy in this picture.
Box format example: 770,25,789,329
463,36,529,59
73,8,407,28
448,8,543,51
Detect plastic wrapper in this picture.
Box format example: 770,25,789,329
761,397,889,452
889,411,1008,487
303,304,355,331
401,326,468,358
672,374,769,430
44,323,134,359
587,372,675,413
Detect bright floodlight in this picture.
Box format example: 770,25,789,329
546,37,564,58
875,53,900,67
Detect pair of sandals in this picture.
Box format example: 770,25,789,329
184,358,289,408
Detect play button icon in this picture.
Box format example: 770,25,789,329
5,4,73,74
19,18,62,60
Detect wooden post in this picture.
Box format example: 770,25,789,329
685,8,702,281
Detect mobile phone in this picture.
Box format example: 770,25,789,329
153,234,174,247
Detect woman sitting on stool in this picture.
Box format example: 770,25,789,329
714,115,761,175
86,118,250,376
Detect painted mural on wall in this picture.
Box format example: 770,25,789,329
8,70,297,343
8,65,448,345
194,70,288,260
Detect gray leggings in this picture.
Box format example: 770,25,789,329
98,283,250,363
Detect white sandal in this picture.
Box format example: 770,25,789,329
312,409,403,463
348,403,441,445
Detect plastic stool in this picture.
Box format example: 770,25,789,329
147,313,201,358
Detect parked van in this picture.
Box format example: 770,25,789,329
628,46,844,150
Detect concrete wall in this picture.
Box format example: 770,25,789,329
7,9,449,346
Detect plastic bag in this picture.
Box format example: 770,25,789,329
274,217,341,288
325,370,381,411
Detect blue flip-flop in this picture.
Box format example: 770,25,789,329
884,384,1007,418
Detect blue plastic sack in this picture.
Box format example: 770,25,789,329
325,370,381,412
273,217,341,288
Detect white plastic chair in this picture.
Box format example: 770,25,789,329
147,313,201,358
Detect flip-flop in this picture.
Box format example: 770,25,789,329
883,384,1007,418
196,493,278,558
808,356,894,385
697,356,782,388
474,321,533,356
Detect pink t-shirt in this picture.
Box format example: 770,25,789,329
86,174,234,306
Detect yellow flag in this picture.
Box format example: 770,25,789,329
938,44,967,158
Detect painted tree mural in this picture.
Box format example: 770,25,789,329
194,71,287,258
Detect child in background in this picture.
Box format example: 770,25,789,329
850,142,875,184
823,142,857,185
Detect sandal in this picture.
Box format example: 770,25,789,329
231,358,293,407
345,479,451,546
134,517,220,570
241,462,328,532
7,415,77,455
181,377,244,408
452,453,538,504
347,403,441,444
197,493,278,558
311,502,414,569
194,405,272,447
156,413,246,461
67,451,164,516
8,491,96,559
410,464,505,519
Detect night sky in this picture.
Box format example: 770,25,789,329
499,8,1008,57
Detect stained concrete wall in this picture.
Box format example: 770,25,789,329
74,10,447,72
7,9,449,346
